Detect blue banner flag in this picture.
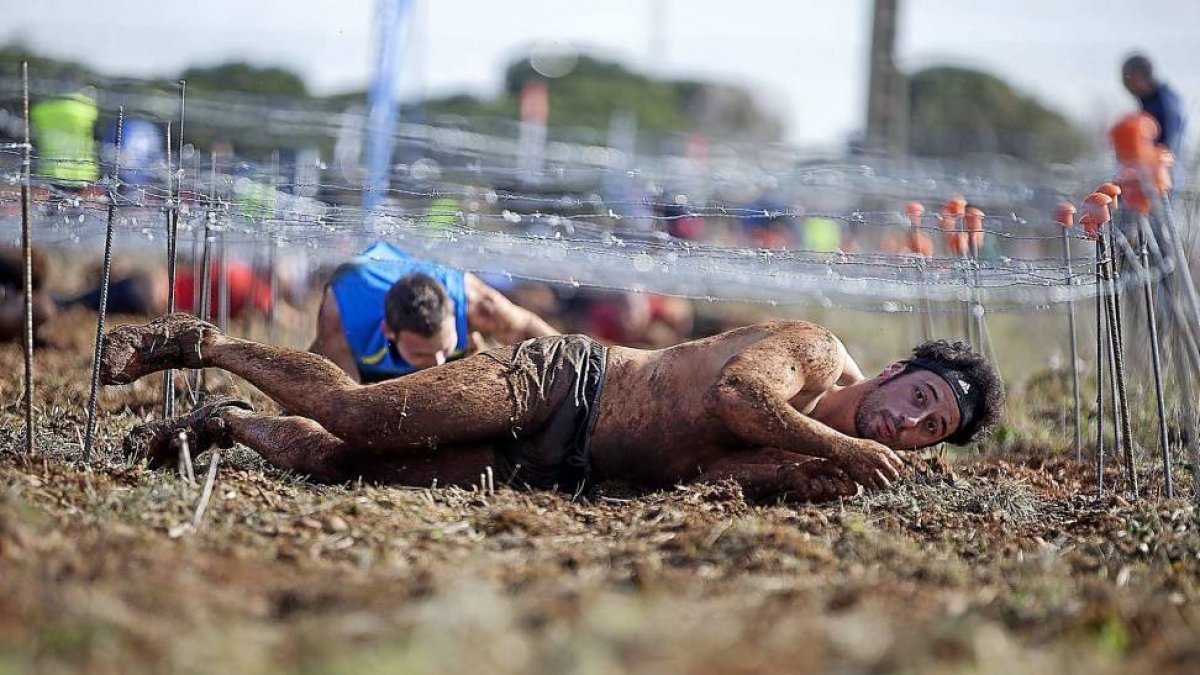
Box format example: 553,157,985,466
363,0,413,214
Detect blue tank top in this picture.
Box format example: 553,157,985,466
330,241,469,379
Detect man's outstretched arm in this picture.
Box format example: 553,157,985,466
464,273,558,344
309,288,362,383
703,323,903,490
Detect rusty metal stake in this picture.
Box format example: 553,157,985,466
84,108,124,461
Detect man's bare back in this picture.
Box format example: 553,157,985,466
591,322,849,486
101,315,1001,503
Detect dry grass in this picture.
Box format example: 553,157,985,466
1,304,1199,674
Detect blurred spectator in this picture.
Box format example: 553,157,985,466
740,195,801,249
101,117,163,188
1122,54,1187,185
585,291,694,348
425,196,461,230
30,88,99,184
61,259,280,324
232,162,277,220
504,281,563,321
174,260,274,319
801,215,842,252
658,199,706,240
741,213,792,249
877,232,906,255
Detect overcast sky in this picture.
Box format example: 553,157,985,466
8,0,1200,146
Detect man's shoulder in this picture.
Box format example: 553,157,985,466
709,320,842,358
755,319,837,338
762,320,845,359
1153,83,1184,108
727,320,845,382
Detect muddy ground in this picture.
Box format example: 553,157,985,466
1,307,1199,675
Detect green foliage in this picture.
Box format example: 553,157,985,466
0,45,100,84
427,54,781,142
502,55,690,133
907,66,1087,163
2,45,781,155
181,62,308,98
421,93,512,123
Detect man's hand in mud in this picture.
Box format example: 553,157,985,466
773,458,858,502
692,453,859,503
831,438,906,491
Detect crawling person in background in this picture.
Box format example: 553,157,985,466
0,247,57,344
102,315,1004,504
59,257,303,328
584,291,695,349
310,241,559,382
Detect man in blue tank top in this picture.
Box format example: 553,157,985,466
311,241,558,382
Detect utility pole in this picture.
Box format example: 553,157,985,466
864,0,906,158
648,0,667,70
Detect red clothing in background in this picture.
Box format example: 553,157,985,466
173,261,272,319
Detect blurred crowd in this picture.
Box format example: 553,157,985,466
0,52,1186,365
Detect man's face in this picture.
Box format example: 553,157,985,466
1123,68,1151,97
388,313,458,371
855,367,962,450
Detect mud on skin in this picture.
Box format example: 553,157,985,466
102,317,896,504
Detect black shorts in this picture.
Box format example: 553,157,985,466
483,335,607,494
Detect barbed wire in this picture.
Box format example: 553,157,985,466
6,57,1199,505
3,76,1190,313
0,77,1112,209
0,170,1176,310
0,150,1117,243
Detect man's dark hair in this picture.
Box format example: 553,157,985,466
1123,54,1154,80
898,339,1005,446
384,273,451,337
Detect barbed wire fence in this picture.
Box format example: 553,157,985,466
4,67,1200,504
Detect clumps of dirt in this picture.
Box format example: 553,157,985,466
476,507,545,535
851,472,1041,530
2,309,1200,674
3,441,1199,675
956,477,1042,525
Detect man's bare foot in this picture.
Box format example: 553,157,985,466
124,396,253,469
100,313,217,385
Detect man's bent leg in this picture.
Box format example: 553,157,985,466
220,408,496,486
202,334,527,450
103,315,533,452
220,409,355,482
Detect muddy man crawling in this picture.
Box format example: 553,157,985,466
102,315,1004,503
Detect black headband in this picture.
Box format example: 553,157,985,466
904,357,982,445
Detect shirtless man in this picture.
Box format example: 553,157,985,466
102,315,1004,502
312,241,558,381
